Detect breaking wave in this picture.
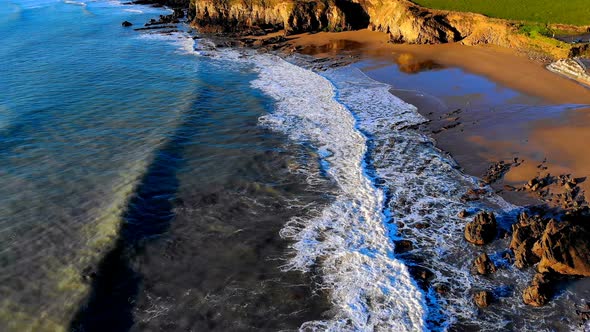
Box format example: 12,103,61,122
251,55,428,331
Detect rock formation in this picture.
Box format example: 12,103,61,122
522,273,553,307
510,212,548,269
471,252,496,275
536,219,590,277
464,211,497,245
189,0,517,46
191,0,352,35
474,290,493,308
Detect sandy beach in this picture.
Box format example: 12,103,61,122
279,29,590,204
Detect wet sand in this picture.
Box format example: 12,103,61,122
282,29,590,205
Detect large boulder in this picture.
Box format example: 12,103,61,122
523,273,553,307
510,212,548,268
536,220,590,276
465,211,497,245
471,252,497,275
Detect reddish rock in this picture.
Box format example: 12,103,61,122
464,211,497,245
536,220,590,276
509,212,548,268
471,253,497,275
474,290,493,308
523,273,553,307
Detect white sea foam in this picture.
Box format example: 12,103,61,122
123,8,143,13
320,66,578,331
251,55,428,331
149,32,582,330
63,0,87,6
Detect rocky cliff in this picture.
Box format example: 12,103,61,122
190,0,517,47
191,0,360,35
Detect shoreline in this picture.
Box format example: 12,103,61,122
242,28,590,210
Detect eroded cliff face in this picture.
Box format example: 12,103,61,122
190,0,518,47
191,0,350,34
361,0,515,46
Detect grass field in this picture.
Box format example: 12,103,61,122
413,0,590,26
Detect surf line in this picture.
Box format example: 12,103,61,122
251,54,428,331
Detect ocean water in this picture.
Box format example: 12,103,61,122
1,0,589,331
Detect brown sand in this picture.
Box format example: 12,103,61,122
280,29,590,205
287,29,590,104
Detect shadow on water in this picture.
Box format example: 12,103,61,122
69,108,193,332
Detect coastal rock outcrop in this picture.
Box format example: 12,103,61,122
536,219,590,276
522,272,553,307
464,211,497,245
189,0,516,46
509,212,590,277
474,290,493,308
191,0,352,35
510,212,548,269
471,252,496,275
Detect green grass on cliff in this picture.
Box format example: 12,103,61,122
413,0,590,26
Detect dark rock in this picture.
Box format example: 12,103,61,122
434,283,450,295
464,211,497,245
394,240,414,254
415,222,430,229
408,266,434,290
482,159,521,184
122,21,133,27
471,252,497,275
474,290,493,308
577,309,590,322
522,273,553,307
458,210,468,218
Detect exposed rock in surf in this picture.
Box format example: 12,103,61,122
122,21,133,27
458,209,468,218
464,211,497,245
474,290,493,308
461,188,487,202
510,212,548,269
394,239,414,254
408,265,434,290
471,252,496,275
434,283,450,295
577,303,590,324
523,273,553,307
536,219,590,276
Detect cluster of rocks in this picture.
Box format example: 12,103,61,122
121,4,187,35
463,209,590,308
482,158,522,185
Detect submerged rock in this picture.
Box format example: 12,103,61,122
465,211,497,245
523,273,553,307
471,252,496,275
474,290,493,308
122,21,133,27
